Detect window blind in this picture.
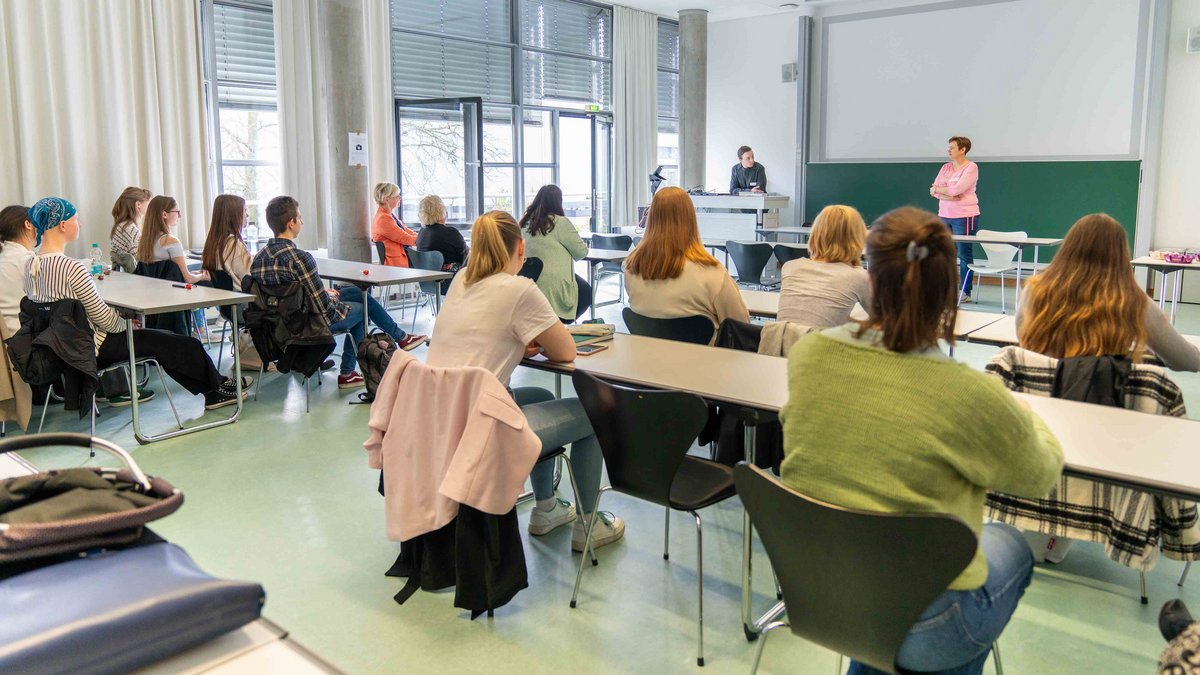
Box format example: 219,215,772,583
391,0,511,43
521,50,611,110
213,2,276,108
519,0,610,58
392,31,514,102
657,20,679,71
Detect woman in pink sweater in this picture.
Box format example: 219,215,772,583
930,136,979,303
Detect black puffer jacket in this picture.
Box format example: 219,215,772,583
4,298,99,416
241,277,335,378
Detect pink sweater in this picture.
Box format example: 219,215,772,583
933,161,980,219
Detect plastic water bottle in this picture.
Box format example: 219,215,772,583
90,243,103,276
244,221,259,248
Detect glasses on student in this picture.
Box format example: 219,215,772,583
167,210,182,215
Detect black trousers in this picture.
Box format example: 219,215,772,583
574,274,593,321
97,329,224,396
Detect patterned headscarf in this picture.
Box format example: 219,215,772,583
28,197,77,246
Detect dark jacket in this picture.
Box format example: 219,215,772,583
241,277,335,378
416,223,468,268
1053,355,1132,407
730,162,767,194
4,298,99,416
134,260,190,336
706,318,782,471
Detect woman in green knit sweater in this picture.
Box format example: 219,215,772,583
519,185,592,322
780,206,1063,675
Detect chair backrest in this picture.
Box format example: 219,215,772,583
725,241,774,285
733,464,977,674
572,370,709,507
374,240,387,265
406,248,445,294
518,256,544,282
622,307,714,345
591,234,633,252
772,243,809,266
974,229,1026,269
133,260,190,335
207,269,237,322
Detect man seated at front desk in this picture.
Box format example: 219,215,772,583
730,145,766,195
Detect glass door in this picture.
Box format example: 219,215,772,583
394,97,483,224
556,113,594,235
593,116,612,232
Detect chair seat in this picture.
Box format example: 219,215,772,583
669,456,737,511
598,262,623,274
966,264,1017,274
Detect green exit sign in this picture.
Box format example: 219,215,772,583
586,104,601,112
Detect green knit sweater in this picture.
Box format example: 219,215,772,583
779,329,1064,590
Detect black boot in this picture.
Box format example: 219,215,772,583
1160,599,1195,642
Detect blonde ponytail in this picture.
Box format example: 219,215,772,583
462,210,522,286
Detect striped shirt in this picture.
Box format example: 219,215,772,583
111,221,140,262
23,253,126,352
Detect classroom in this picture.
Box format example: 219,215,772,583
1,0,1199,673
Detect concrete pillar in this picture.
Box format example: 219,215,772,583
319,0,371,262
679,9,708,191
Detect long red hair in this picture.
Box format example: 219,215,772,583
623,187,719,280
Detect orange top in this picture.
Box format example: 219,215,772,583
371,207,417,267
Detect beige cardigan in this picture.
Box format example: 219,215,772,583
624,260,750,340
0,319,32,431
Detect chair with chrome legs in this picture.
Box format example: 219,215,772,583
571,370,736,667
734,463,1004,675
726,241,776,290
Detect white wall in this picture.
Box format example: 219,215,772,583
705,14,799,226
1153,0,1200,250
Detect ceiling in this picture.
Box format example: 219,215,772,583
613,0,805,21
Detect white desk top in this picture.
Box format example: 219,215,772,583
1020,393,1200,501
756,227,811,236
741,290,780,318
524,333,788,411
0,452,36,479
963,315,1018,346
953,310,1007,339
950,235,1063,247
691,194,790,209
315,258,451,286
584,249,630,263
95,272,253,315
1131,256,1200,270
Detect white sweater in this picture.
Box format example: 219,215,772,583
624,260,750,338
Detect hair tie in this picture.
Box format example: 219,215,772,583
905,240,929,263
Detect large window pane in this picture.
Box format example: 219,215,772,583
393,32,513,103
523,167,554,208
484,167,516,213
657,71,678,120
398,110,467,222
391,0,511,43
657,20,679,70
522,51,611,111
558,115,592,233
221,165,281,227
520,0,610,58
219,108,280,162
483,107,514,163
657,117,679,187
522,109,553,163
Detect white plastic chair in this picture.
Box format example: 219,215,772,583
963,229,1026,313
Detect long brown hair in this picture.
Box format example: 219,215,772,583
519,184,565,236
138,195,176,263
861,207,958,353
1018,213,1146,360
624,187,719,280
110,186,151,239
201,194,246,272
462,211,522,287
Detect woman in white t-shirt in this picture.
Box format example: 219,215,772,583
623,186,749,337
427,211,625,551
777,204,871,327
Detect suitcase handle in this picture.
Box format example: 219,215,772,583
0,433,152,491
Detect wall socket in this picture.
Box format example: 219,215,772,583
782,62,798,82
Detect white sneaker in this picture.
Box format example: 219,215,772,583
1044,536,1074,564
572,512,625,552
528,498,576,536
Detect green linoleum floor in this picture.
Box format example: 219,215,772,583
9,280,1200,674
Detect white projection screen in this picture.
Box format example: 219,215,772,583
817,0,1150,161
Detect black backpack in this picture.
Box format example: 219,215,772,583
356,331,397,403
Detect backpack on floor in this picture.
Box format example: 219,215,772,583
356,331,397,403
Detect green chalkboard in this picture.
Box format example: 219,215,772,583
804,161,1141,256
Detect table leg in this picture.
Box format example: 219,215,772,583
1171,270,1182,325
742,424,758,639
589,262,597,321
1015,246,1024,304
127,322,144,444
362,286,370,331
1159,270,1168,310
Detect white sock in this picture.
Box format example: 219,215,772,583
535,497,556,511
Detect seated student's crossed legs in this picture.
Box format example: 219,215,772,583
512,386,624,550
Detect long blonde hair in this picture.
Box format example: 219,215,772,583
462,211,521,287
137,195,176,263
624,187,719,280
1018,213,1146,360
809,205,866,266
110,186,151,239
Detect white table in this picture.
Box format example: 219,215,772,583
741,290,780,319
755,226,811,243
953,310,1006,339
314,258,451,329
692,195,790,241
96,272,253,445
963,315,1018,346
584,249,631,320
1131,256,1200,324
950,235,1063,301
737,291,991,337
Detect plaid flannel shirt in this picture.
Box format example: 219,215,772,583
985,346,1200,571
250,238,348,326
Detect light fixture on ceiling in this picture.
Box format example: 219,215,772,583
779,2,800,6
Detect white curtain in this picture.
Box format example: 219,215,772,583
613,6,658,230
0,0,210,255
275,0,396,251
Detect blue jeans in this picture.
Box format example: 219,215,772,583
513,387,604,514
942,216,978,295
336,286,408,341
328,302,365,375
848,523,1034,675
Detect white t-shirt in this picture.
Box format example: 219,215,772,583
427,272,560,386
0,241,33,337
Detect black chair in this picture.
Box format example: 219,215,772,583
622,308,714,345
733,464,1004,675
590,233,633,301
518,256,544,282
133,260,191,335
771,243,808,266
374,240,387,265
405,248,445,332
725,241,776,289
207,270,243,371
571,371,737,667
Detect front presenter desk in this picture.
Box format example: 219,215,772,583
690,194,789,242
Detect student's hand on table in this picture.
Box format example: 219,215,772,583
524,342,543,358
132,318,143,329
751,187,764,194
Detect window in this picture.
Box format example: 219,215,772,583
656,19,680,187
205,0,280,227
520,0,612,111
